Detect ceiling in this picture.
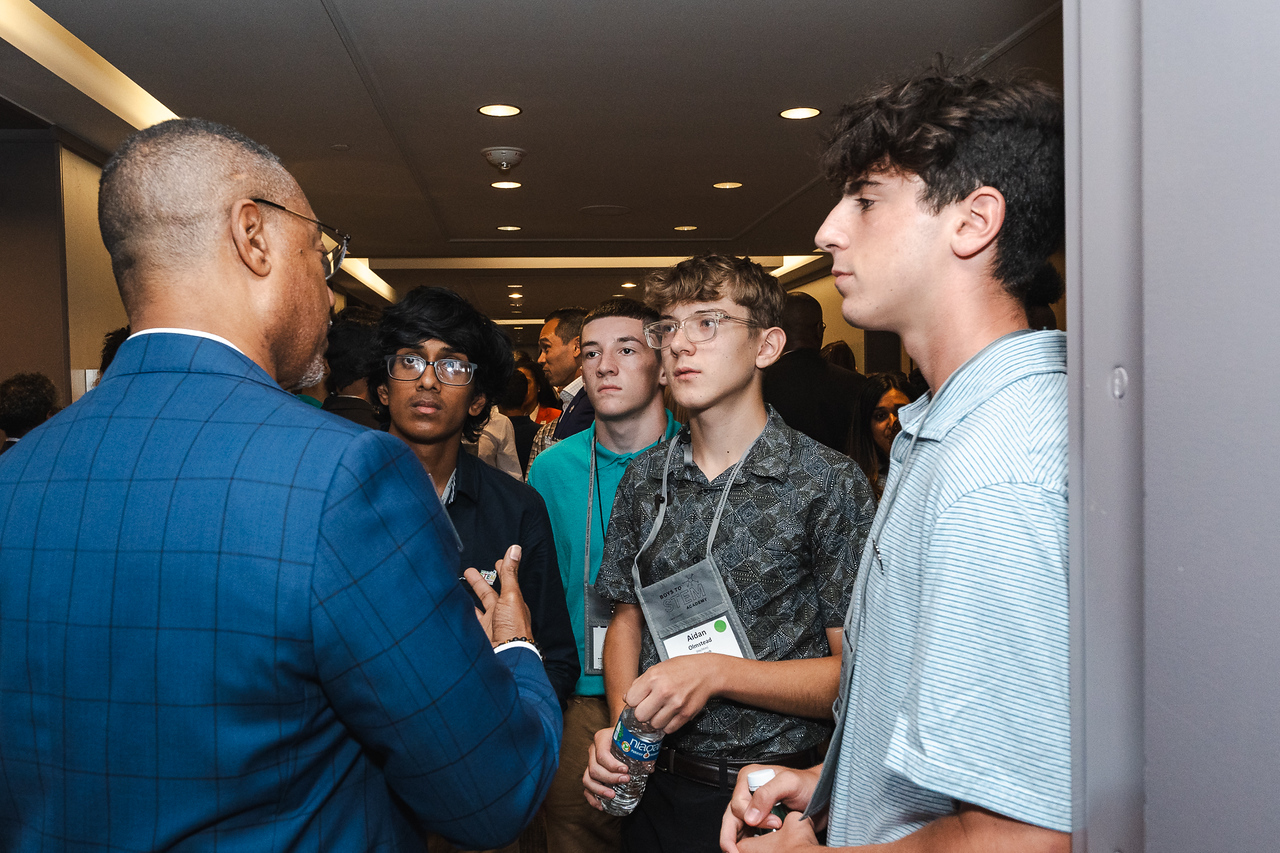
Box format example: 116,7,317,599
0,0,1063,344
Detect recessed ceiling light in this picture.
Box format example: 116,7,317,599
621,282,637,288
514,326,524,330
497,225,521,231
512,310,523,314
580,204,632,217
331,143,350,152
479,104,521,117
491,181,521,189
713,182,743,189
613,293,625,297
674,225,697,231
780,107,821,120
509,292,523,298
507,283,521,288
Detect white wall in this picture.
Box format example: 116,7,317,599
1140,1,1280,848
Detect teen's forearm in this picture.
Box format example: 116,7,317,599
602,601,643,721
831,805,1070,853
711,654,841,720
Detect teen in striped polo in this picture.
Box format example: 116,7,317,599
723,67,1069,852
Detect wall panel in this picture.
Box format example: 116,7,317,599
0,137,70,430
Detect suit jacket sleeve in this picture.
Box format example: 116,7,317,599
310,430,562,848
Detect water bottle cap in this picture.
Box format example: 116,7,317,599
746,768,776,790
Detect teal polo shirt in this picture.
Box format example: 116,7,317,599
527,413,679,696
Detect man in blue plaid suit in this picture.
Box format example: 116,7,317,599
0,118,561,851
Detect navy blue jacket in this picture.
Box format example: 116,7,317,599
551,386,595,441
448,450,579,705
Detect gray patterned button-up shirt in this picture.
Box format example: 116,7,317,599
595,407,875,759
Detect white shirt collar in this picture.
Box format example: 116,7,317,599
128,328,248,357
440,469,459,506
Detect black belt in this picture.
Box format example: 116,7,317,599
654,742,828,791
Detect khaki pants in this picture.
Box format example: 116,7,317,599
544,695,622,853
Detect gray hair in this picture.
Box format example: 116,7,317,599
98,117,298,307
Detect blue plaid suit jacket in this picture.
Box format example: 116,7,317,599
0,333,561,851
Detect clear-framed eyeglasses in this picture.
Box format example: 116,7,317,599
384,354,478,386
251,198,350,280
643,310,759,349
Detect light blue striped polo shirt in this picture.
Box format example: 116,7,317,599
825,330,1070,843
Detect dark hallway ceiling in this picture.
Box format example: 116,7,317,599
1,0,1063,323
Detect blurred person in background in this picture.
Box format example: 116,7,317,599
499,367,539,474
820,339,860,374
322,305,382,429
0,371,58,454
762,291,866,452
845,372,917,500
516,349,562,424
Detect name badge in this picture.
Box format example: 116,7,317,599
662,616,745,659
591,625,608,671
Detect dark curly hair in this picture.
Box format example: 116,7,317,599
0,372,58,438
368,287,513,442
821,65,1064,298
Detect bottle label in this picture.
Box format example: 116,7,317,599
613,719,661,761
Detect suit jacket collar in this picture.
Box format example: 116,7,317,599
105,331,283,394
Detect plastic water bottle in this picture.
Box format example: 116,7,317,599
746,768,789,834
599,706,664,816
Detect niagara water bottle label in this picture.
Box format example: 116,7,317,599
613,719,662,761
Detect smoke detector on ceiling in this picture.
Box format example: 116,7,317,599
482,147,526,170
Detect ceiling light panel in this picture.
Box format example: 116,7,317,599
713,182,743,189
491,181,521,189
779,107,821,120
478,104,521,116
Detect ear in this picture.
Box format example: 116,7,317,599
570,336,582,360
468,392,489,417
755,327,787,369
376,383,389,407
230,199,273,278
950,185,1005,261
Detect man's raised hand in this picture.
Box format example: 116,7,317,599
464,544,534,646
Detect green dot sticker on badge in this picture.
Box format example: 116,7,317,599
714,619,727,632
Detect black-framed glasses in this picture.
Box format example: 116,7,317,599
251,198,350,280
643,310,759,349
385,354,478,386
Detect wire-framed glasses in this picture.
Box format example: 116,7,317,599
251,198,350,280
643,310,759,349
385,354,478,386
